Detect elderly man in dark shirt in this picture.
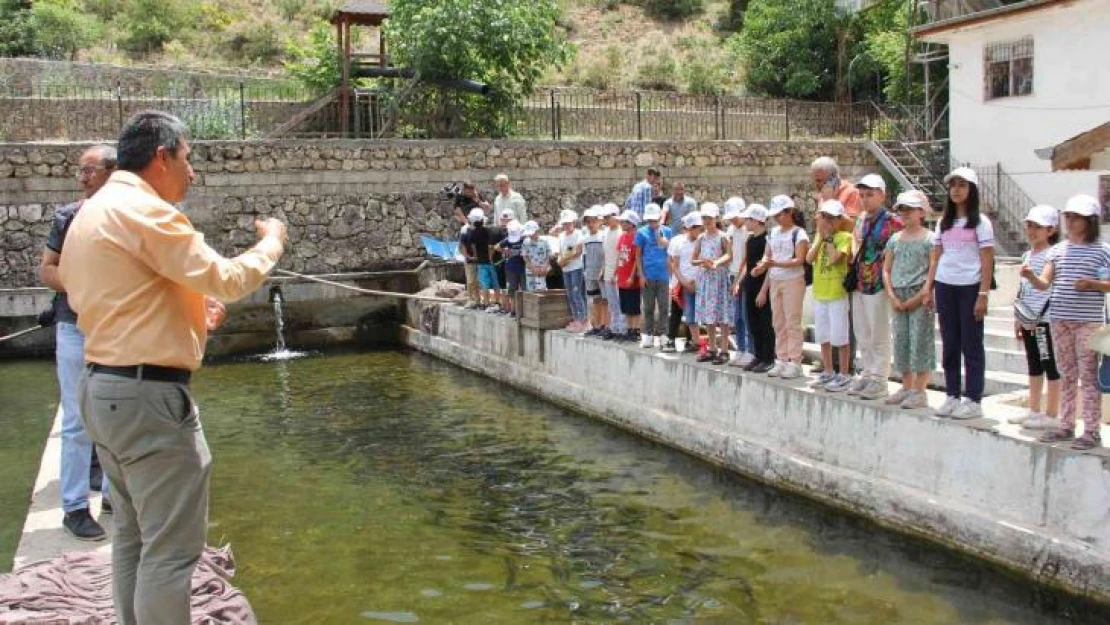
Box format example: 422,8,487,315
39,144,117,541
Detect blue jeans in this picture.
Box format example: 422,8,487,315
732,276,753,353
57,322,108,512
564,269,587,322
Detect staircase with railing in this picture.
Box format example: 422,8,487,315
865,102,951,211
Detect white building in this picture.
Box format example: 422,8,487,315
915,0,1110,213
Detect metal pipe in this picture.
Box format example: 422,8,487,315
0,325,44,343
273,269,456,303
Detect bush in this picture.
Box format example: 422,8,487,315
640,0,704,20
284,21,341,94
0,0,35,58
684,57,728,95
30,2,101,60
578,45,623,90
117,0,191,55
633,49,679,91
222,19,285,65
175,99,248,140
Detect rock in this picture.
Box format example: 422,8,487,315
634,152,654,167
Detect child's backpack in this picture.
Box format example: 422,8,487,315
791,228,813,287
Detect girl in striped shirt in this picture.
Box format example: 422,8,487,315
1023,194,1110,450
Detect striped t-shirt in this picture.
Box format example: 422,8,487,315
1047,241,1110,323
1017,247,1051,320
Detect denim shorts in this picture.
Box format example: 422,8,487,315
478,264,500,290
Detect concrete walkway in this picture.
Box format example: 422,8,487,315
13,406,112,570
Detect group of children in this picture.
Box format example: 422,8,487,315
460,168,1110,451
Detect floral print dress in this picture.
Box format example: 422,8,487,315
695,231,731,325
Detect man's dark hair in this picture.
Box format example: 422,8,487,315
116,111,189,172
647,167,661,177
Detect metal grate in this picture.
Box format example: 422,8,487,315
983,36,1034,100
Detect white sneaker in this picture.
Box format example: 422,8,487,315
951,399,982,420
885,388,912,405
900,390,928,410
1008,411,1035,425
738,352,755,367
729,336,738,351
1023,413,1060,430
809,372,834,388
728,352,742,366
766,361,785,377
934,396,960,417
846,376,869,396
781,363,803,380
653,335,663,349
640,334,654,348
860,378,889,400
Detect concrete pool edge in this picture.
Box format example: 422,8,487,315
401,305,1110,604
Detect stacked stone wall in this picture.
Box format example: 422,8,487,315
0,139,877,287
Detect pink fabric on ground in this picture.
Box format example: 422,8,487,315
0,545,255,624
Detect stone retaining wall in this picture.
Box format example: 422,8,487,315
0,139,877,288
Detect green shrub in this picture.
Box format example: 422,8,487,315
30,2,101,60
633,50,679,91
0,0,35,58
117,0,191,55
222,19,285,65
640,0,704,20
284,21,341,94
683,57,728,95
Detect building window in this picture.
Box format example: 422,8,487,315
984,37,1033,100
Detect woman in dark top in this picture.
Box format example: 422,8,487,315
740,205,775,373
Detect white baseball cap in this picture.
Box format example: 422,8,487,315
643,203,663,221
603,203,620,217
856,174,886,191
817,199,845,217
558,209,579,224
619,210,642,226
700,202,720,218
682,211,703,229
767,195,795,217
1062,194,1102,217
1024,204,1059,227
522,220,540,235
722,206,743,221
467,208,485,223
583,206,602,219
893,190,926,210
944,167,979,187
507,221,524,242
723,196,746,215
746,204,769,223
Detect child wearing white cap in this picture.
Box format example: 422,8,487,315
849,174,901,400
601,204,626,339
724,197,754,366
497,220,526,316
557,209,588,332
635,203,674,348
757,195,809,379
882,191,936,409
927,167,994,419
616,210,645,342
460,208,484,307
741,205,776,372
693,203,733,365
663,211,703,353
582,207,609,337
1022,194,1109,450
521,221,551,292
1008,204,1061,430
807,200,854,392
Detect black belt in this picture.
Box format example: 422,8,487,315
88,363,191,385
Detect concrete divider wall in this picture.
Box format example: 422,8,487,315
404,304,1110,601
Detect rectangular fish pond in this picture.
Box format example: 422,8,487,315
2,350,1109,624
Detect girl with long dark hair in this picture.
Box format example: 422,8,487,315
924,168,995,419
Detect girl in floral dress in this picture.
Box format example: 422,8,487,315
693,203,733,365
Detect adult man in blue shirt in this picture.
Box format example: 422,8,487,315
634,203,673,348
625,167,660,221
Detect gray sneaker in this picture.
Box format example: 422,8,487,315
858,378,889,400
824,373,853,393
950,399,982,420
846,376,869,396
1023,414,1060,430
899,389,928,410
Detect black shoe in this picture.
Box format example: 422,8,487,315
712,351,730,366
63,509,106,541
600,329,614,340
660,339,676,353
101,498,113,515
90,466,103,493
751,361,775,374
743,358,762,372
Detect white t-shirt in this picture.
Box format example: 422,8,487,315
727,224,748,275
767,226,809,282
558,229,584,273
603,226,621,281
933,216,994,286
668,234,699,287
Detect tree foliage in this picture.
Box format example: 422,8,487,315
639,0,704,20
30,1,101,60
383,0,573,137
117,0,195,55
0,0,36,58
283,22,341,95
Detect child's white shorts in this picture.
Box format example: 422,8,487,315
814,297,850,346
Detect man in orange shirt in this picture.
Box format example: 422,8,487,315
811,156,862,221
60,111,287,625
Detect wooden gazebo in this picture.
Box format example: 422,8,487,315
331,0,390,134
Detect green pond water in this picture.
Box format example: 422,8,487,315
3,350,1109,624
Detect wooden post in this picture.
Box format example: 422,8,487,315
337,20,348,136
